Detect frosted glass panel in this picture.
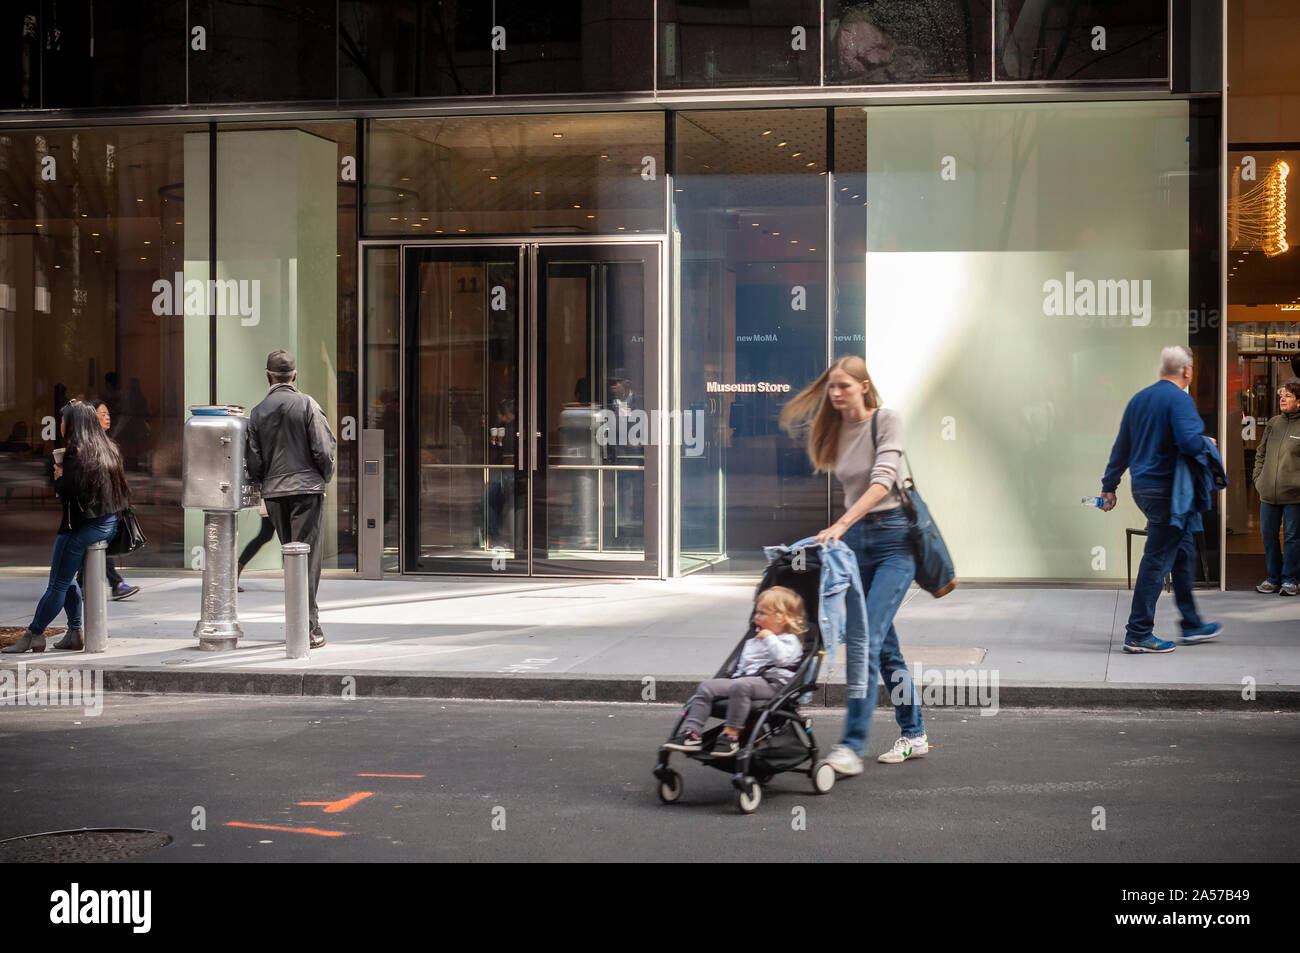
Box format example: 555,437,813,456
859,101,1190,580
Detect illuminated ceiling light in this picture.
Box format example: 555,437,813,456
412,223,422,227
175,221,182,225
618,226,625,230
792,152,802,158
489,175,497,180
805,162,815,167
777,141,787,147
573,204,581,208
92,232,99,236
136,197,143,202
761,130,773,136
54,264,60,269
390,216,399,221
587,214,595,219
401,177,410,181
457,228,467,232
533,190,542,195
552,132,563,138
139,256,146,260
791,239,798,243
852,194,860,199
143,240,151,245
94,250,101,254
840,187,848,192
751,222,760,226
772,232,780,236
809,248,816,252
600,154,609,159
34,223,42,227
81,213,87,217
421,216,429,221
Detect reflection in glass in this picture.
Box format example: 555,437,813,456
826,0,992,85
40,0,186,107
365,114,666,236
496,0,654,94
408,253,523,570
996,0,1167,81
674,110,828,574
339,0,492,99
658,0,820,88
189,0,336,103
0,125,203,566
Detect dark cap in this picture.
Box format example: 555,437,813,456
266,349,296,374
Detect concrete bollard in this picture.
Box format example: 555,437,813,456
282,542,311,659
83,540,109,653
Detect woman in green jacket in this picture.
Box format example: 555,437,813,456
1253,378,1300,595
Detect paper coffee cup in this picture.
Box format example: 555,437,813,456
53,448,65,465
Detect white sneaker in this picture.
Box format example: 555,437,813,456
825,744,864,776
877,735,929,764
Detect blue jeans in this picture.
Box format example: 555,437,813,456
1260,501,1300,585
28,514,118,635
839,510,926,755
1126,487,1202,641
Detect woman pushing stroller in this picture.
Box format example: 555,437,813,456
780,355,930,776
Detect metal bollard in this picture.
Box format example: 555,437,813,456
83,540,109,653
282,542,311,659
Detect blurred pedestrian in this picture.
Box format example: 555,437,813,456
1100,346,1222,653
1252,378,1300,596
4,401,130,653
246,350,336,648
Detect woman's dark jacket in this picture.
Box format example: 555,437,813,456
55,446,128,534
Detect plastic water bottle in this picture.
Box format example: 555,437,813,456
1080,496,1104,508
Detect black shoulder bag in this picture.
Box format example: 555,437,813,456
871,411,956,598
107,507,148,556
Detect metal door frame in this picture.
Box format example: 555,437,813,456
360,235,668,578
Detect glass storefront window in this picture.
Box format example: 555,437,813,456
674,109,828,574
0,125,204,567
0,8,39,109
201,121,358,571
996,0,1168,81
658,0,821,89
825,1,992,85
364,113,666,237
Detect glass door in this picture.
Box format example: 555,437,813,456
530,243,660,575
402,241,660,576
404,246,526,573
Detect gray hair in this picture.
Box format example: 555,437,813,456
1159,345,1194,377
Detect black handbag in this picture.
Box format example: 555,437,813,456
107,507,148,556
871,412,956,598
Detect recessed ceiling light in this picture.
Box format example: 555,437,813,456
552,132,563,138
806,162,815,167
762,130,772,136
136,198,143,202
143,240,151,245
792,152,802,158
778,141,787,147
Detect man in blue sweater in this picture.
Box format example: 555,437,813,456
1101,346,1222,653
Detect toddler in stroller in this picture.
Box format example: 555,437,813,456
654,545,836,813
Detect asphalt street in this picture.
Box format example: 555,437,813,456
1,695,1296,863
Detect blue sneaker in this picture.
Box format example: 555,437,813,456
1123,635,1176,654
1179,622,1221,645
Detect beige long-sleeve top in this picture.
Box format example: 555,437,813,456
833,407,903,513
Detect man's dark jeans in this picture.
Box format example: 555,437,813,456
265,494,324,632
1126,486,1204,642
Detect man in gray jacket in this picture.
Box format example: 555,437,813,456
246,350,336,648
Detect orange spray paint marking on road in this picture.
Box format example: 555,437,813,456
226,822,347,838
357,773,425,778
297,791,374,813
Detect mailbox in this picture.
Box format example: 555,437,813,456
183,406,260,511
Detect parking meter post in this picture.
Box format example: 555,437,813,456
83,540,109,653
183,405,253,652
196,511,242,651
282,542,311,659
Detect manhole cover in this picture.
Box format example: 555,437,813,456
0,626,66,648
0,828,173,862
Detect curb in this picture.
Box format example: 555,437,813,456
17,667,1288,710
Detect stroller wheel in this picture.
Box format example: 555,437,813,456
658,769,684,804
811,760,836,795
735,777,762,814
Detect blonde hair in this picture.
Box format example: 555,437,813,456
756,586,808,636
778,355,881,473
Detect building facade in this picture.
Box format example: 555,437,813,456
0,1,1288,587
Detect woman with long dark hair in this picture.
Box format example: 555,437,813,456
4,401,130,653
780,355,928,776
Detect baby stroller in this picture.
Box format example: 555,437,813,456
653,543,835,814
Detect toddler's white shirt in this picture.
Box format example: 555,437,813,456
732,632,803,677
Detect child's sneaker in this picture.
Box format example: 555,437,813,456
877,734,928,763
825,744,864,776
663,730,703,752
710,734,740,758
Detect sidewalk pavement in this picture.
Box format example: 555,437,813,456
1,571,1297,708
